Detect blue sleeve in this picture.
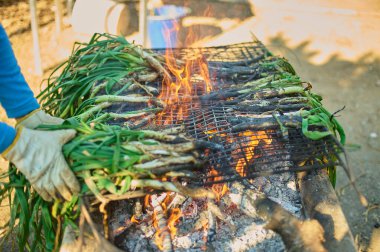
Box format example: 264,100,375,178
0,122,16,153
0,24,40,119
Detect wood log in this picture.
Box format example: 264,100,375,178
254,196,326,252
297,170,357,252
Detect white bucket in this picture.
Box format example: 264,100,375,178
71,0,130,36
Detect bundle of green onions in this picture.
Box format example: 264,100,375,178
0,34,349,251
38,33,173,124
203,64,346,186
0,33,192,251
0,121,215,251
206,70,346,145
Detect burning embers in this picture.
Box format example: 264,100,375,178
111,175,301,251
234,130,273,177
204,129,274,201
100,24,344,250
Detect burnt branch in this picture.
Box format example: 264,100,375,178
254,196,326,252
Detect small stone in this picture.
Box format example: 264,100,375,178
287,181,297,191
370,132,378,138
376,80,380,87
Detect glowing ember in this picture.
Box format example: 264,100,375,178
130,215,140,224
209,167,229,202
144,194,151,208
168,208,182,238
235,130,273,177
154,228,167,251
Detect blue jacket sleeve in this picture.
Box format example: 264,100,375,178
0,122,16,153
0,24,40,118
0,24,40,153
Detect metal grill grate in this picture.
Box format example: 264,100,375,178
153,41,271,63
106,41,345,183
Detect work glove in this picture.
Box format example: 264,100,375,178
16,109,64,129
1,127,80,201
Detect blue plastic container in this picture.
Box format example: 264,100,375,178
148,5,189,48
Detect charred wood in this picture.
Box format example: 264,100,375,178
254,196,326,252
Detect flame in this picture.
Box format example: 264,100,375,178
204,130,273,199
158,54,212,124
151,195,183,249
156,11,213,125
130,215,140,224
168,208,182,238
235,130,273,177
204,129,230,201
152,209,166,250
208,167,229,201
154,229,166,251
205,129,227,139
144,194,151,208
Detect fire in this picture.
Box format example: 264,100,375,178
156,11,213,125
204,130,273,199
167,208,182,238
152,206,167,250
235,130,273,177
205,129,227,139
209,167,229,201
158,54,213,124
150,194,183,249
154,228,167,251
144,194,151,208
130,215,140,224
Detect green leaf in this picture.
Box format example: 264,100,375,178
120,176,132,194
97,178,117,194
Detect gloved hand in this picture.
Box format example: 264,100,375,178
1,127,80,201
16,109,64,129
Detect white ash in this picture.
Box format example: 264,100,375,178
112,171,302,251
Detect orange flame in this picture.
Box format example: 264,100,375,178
154,228,167,251
144,194,151,208
168,208,182,238
157,12,213,125
235,130,273,177
208,167,229,201
152,209,166,250
130,215,140,224
204,130,273,199
151,196,183,249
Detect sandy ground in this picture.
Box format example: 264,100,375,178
0,0,379,251
203,1,380,250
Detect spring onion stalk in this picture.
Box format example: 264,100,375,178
38,33,170,124
0,122,210,250
0,34,347,251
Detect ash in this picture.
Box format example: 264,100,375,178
112,172,302,252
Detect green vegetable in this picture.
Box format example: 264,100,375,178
38,33,168,124
0,122,205,251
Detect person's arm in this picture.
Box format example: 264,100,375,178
0,122,16,153
0,24,80,201
0,24,40,118
0,24,40,155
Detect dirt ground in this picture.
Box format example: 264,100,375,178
0,0,379,251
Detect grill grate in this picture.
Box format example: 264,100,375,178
106,41,345,183
153,41,271,63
